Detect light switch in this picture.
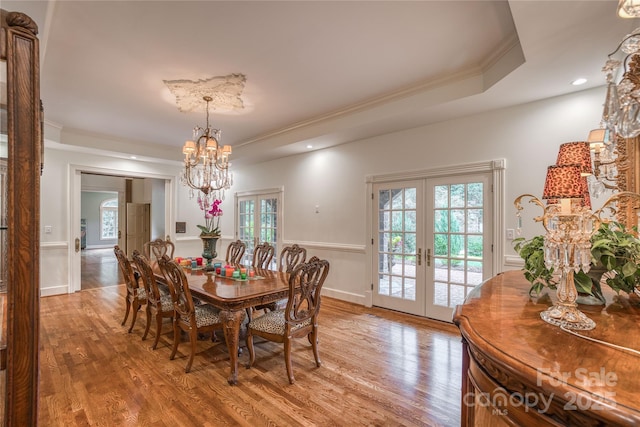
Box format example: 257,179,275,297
506,229,515,240
44,225,52,234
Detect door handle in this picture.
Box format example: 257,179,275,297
417,248,422,266
427,248,431,267
75,238,80,253
118,230,122,239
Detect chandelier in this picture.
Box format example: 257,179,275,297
586,21,640,194
180,96,233,201
618,0,640,18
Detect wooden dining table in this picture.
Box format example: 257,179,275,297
168,264,290,385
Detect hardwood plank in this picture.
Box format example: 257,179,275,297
81,248,122,290
39,285,462,426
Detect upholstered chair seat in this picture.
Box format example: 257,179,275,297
248,309,310,336
159,294,173,312
191,304,222,328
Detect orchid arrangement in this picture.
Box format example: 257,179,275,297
197,195,223,236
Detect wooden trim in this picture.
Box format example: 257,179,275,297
2,9,41,426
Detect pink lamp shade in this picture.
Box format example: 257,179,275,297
556,141,592,176
542,164,589,201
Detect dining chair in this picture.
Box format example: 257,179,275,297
158,255,231,373
225,239,246,266
143,238,174,294
131,250,173,350
246,258,330,384
278,244,307,273
252,242,275,269
144,238,175,270
254,244,307,315
114,245,147,333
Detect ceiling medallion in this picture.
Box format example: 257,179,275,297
164,73,246,113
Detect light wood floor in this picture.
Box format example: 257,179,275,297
81,248,122,290
38,283,463,426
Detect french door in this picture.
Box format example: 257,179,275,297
372,174,492,322
236,191,280,268
373,181,425,315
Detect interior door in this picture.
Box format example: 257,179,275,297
237,192,279,268
126,202,150,257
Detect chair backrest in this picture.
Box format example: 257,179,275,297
226,240,246,265
284,259,330,327
131,250,162,306
278,244,307,273
158,255,196,321
252,242,275,269
114,245,141,294
144,238,175,271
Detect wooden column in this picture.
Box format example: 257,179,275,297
1,9,41,426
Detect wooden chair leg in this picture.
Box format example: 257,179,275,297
310,329,321,367
128,300,139,333
170,321,180,360
185,328,198,373
152,313,163,350
121,295,131,326
284,338,294,384
142,306,152,340
246,330,255,368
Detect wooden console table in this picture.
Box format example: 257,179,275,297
453,270,640,426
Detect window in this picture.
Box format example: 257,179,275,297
100,198,118,240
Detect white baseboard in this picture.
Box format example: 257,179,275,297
322,287,366,305
86,244,115,250
41,284,69,297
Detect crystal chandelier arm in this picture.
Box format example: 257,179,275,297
608,30,640,58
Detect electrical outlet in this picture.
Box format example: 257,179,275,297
44,225,52,234
506,228,515,240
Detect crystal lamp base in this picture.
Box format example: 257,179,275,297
540,303,596,330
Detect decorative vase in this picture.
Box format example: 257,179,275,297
200,234,219,270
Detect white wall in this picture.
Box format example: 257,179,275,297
80,191,118,248
40,86,607,302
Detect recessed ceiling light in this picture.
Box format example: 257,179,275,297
572,78,587,86
130,156,137,160
306,144,313,149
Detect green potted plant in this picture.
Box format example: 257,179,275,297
513,220,640,302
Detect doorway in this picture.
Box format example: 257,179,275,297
71,167,175,293
370,162,504,322
236,189,282,268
